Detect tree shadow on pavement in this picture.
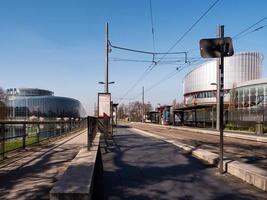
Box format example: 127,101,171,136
0,142,84,200
93,128,267,200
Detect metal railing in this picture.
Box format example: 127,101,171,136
87,116,112,149
0,119,87,160
87,116,98,149
1,116,110,160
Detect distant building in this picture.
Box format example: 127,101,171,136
183,52,263,107
5,88,86,120
175,52,266,127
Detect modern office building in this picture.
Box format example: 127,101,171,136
175,52,265,127
5,88,86,120
183,52,263,107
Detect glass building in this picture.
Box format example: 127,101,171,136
183,52,263,106
5,88,86,120
175,52,266,128
228,78,267,125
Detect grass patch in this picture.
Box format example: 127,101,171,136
4,134,38,153
4,138,23,152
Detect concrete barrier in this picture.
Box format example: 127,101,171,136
225,160,267,191
191,149,219,165
131,127,267,192
50,132,102,200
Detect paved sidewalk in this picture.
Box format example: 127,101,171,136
0,129,87,200
128,123,267,171
94,127,267,200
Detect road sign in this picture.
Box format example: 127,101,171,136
98,93,111,118
200,37,234,58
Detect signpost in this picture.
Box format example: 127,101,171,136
200,25,234,174
98,93,112,138
98,93,111,118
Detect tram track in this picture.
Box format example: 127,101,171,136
129,123,267,171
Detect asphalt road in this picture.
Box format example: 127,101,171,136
95,127,267,200
129,123,267,171
0,129,87,200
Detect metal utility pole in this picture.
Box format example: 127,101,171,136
218,25,225,174
142,86,144,123
200,25,233,175
216,26,221,131
105,22,109,94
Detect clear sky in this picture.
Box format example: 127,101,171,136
0,0,266,115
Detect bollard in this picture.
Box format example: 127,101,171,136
256,122,263,135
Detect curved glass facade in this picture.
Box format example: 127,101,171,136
234,79,267,109
5,88,86,120
227,79,267,125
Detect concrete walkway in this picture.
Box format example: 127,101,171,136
129,122,267,171
95,127,267,200
0,129,87,200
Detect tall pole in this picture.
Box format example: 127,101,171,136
105,22,109,94
216,26,220,131
142,86,144,123
219,25,224,174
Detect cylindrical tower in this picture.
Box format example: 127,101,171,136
183,52,263,106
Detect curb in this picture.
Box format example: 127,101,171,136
131,127,267,192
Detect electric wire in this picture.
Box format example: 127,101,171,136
233,16,267,39
129,65,187,100
109,41,186,55
234,23,267,40
118,62,154,103
110,57,185,64
149,0,221,72
149,0,156,53
123,14,267,103
116,0,220,102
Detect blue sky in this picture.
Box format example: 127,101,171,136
0,0,266,114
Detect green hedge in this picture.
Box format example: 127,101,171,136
224,123,256,132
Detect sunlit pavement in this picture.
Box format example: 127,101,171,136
0,129,87,200
94,127,267,200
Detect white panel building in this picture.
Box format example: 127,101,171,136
183,52,263,106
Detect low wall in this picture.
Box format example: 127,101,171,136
50,132,102,200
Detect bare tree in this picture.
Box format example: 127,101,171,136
117,101,153,121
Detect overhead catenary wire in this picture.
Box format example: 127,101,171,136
129,64,189,100
110,57,186,64
234,23,267,40
232,16,267,39
116,0,220,102
186,18,267,65
118,62,154,103
149,0,156,53
149,0,221,72
108,41,187,56
126,14,267,103
110,41,188,103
